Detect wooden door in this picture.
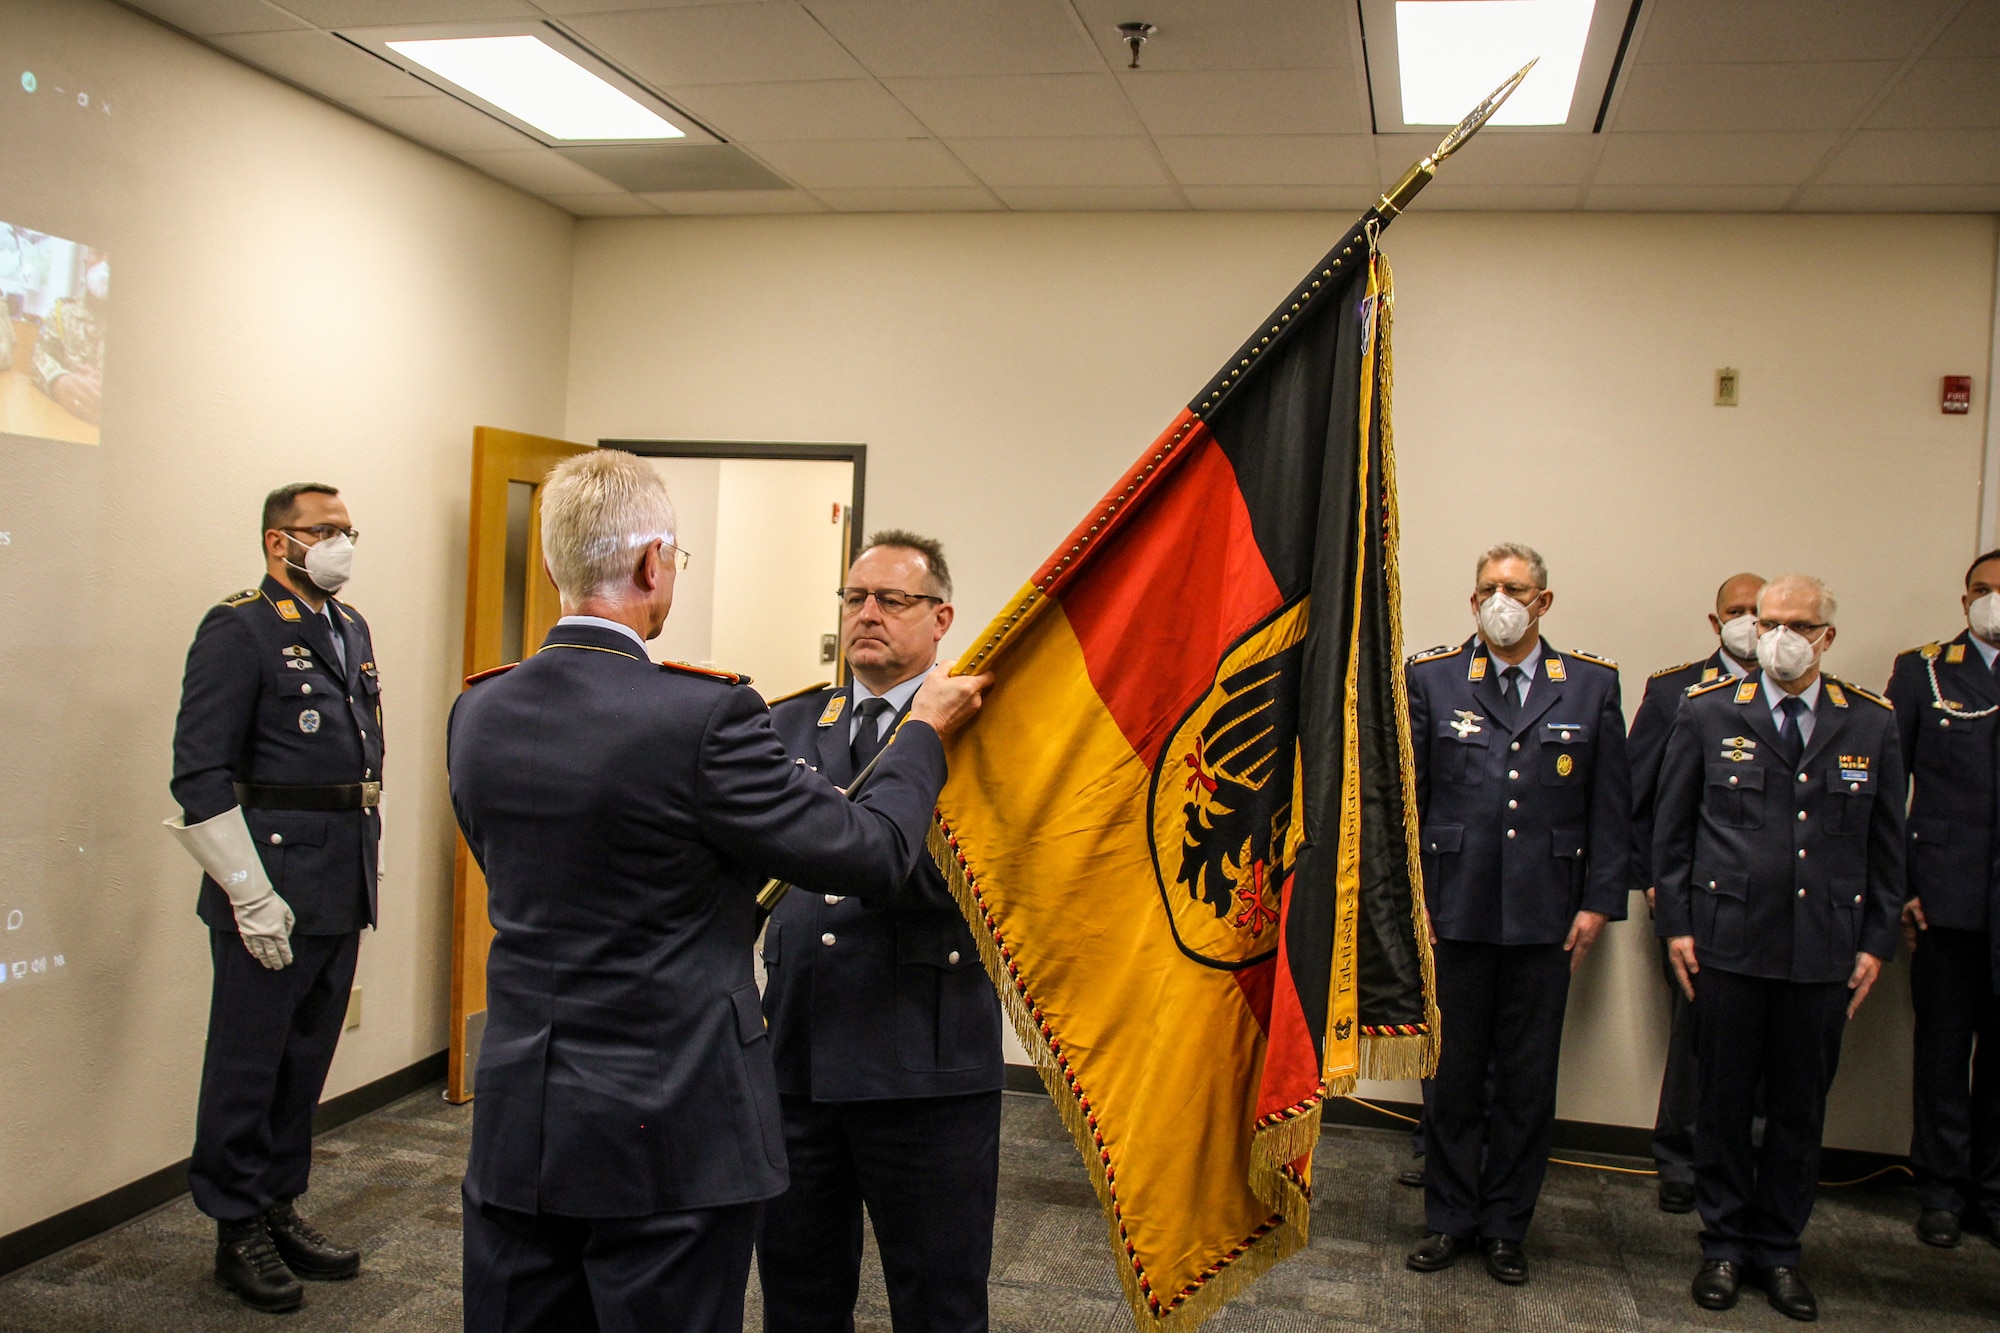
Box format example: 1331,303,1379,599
448,426,590,1102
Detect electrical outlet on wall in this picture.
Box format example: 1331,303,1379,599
345,986,363,1030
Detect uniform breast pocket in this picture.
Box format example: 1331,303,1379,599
1822,766,1875,835
894,917,984,1073
1434,721,1489,785
275,673,338,734
1539,723,1591,787
1705,762,1765,829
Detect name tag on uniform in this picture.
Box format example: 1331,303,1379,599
817,695,846,728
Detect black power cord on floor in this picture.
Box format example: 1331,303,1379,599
1336,1095,1916,1189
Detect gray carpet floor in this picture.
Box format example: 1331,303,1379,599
3,1086,1996,1331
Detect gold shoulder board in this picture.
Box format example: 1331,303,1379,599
1649,659,1701,679
464,662,517,687
222,588,260,608
661,660,752,687
1836,679,1893,710
765,680,832,707
1686,676,1736,699
1569,649,1618,670
1408,644,1459,665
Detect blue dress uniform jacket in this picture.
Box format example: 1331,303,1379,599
1888,632,2000,984
446,623,951,1219
1628,651,1731,892
1653,671,1905,981
762,684,1003,1102
1407,636,1631,945
171,575,383,934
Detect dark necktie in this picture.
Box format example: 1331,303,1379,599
1499,665,1525,716
850,697,893,777
1776,695,1808,757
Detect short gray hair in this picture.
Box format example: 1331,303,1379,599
861,528,952,600
1757,574,1837,625
540,449,677,603
1476,542,1547,590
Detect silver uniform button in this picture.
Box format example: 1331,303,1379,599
947,950,961,964
1560,731,1571,741
1507,799,1518,810
1510,741,1520,752
1728,775,1739,786
1942,718,1952,728
1849,782,1860,792
820,933,836,946
1797,888,1806,898
1797,849,1806,859
1508,769,1519,780
1707,880,1717,889
824,894,841,905
347,695,355,703
1798,773,1808,783
269,833,283,845
301,683,313,695
360,730,367,740
1853,895,1862,905
1506,828,1516,839
1796,810,1806,821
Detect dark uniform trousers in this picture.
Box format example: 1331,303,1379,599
1406,637,1631,1243
1628,652,1734,1186
759,684,1005,1333
448,625,952,1330
1653,669,1904,1269
1888,632,2000,1227
173,575,383,1223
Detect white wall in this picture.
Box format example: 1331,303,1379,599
711,457,851,701
0,0,574,1238
568,209,1998,1153
645,455,721,668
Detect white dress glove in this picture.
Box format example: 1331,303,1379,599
165,807,296,969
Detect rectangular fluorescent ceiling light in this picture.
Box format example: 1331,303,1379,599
387,35,684,141
1395,0,1596,126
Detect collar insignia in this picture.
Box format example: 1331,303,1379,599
1947,643,1966,664
818,695,847,728
1544,658,1566,682
1824,681,1849,708
1468,656,1488,681
1734,679,1759,704
273,599,300,622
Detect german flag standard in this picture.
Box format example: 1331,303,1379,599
932,219,1438,1327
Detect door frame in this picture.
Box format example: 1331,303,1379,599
599,439,867,562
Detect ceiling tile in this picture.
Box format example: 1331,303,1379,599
121,0,309,35
1375,133,1597,186
1867,59,2000,129
1070,0,1353,71
1156,135,1374,186
800,0,1100,77
208,30,426,99
812,185,999,211
1611,61,1899,131
1793,184,2000,211
276,0,538,20
946,136,1168,187
1118,69,1369,136
744,139,975,188
1406,185,1581,210
545,192,664,216
991,185,1186,210
536,0,771,11
1593,131,1842,185
639,188,831,213
663,79,924,140
1181,185,1373,211
883,74,1142,137
1582,185,1799,210
454,146,623,193
564,4,867,86
1929,0,2000,57
1815,129,2000,185
341,92,532,151
1633,0,1957,64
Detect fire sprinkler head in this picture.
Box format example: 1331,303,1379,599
1117,22,1156,70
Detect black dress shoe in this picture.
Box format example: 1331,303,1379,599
1917,1209,1963,1248
1755,1266,1818,1322
1658,1179,1696,1214
265,1202,361,1281
1691,1258,1740,1311
216,1219,304,1312
1397,1154,1426,1188
1406,1231,1465,1272
1480,1237,1528,1284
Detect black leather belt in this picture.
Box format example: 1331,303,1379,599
234,781,382,811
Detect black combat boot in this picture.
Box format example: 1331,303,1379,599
216,1218,304,1312
265,1201,361,1280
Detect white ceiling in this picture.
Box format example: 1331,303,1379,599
119,0,2000,217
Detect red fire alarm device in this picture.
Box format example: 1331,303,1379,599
1943,376,1972,415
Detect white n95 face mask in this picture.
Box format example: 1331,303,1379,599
1476,593,1533,648
1719,613,1759,660
1756,625,1820,683
1970,592,2000,641
292,533,354,595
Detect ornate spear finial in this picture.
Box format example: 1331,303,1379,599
1376,58,1538,218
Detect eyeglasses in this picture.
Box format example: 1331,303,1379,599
1756,619,1828,635
1475,582,1542,601
660,540,691,572
837,587,943,615
279,524,359,544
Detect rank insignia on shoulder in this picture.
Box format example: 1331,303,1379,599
1649,659,1701,679
1946,644,1966,664
1568,649,1617,670
273,598,301,622
1545,659,1566,682
763,681,831,708
223,588,260,608
1838,679,1893,710
1408,644,1459,665
1824,681,1849,708
464,662,517,687
1468,656,1488,681
1686,676,1734,698
660,660,751,687
817,695,847,728
1734,679,1759,704
1917,641,1941,659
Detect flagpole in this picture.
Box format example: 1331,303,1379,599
1375,59,1536,218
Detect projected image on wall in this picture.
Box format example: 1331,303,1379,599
0,222,106,445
